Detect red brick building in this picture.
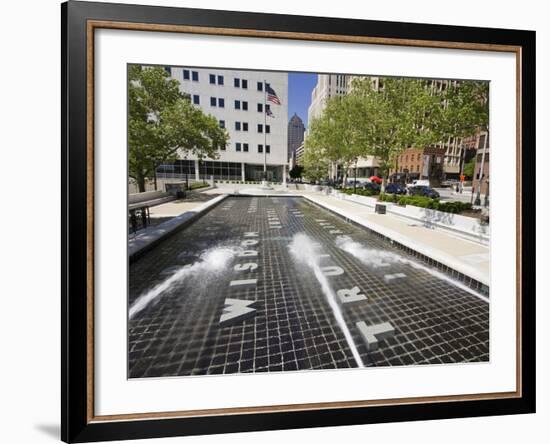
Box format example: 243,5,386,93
390,146,446,184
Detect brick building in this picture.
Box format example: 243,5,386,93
390,146,446,185
471,131,490,196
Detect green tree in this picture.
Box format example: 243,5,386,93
440,81,489,139
439,81,489,179
302,145,330,183
128,65,228,192
349,77,443,188
463,158,476,178
289,164,304,179
305,94,369,185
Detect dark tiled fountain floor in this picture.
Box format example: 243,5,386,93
128,196,489,378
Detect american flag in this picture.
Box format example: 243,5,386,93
266,83,281,105
266,107,275,118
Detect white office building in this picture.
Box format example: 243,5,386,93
305,74,380,179
307,74,350,124
159,67,288,182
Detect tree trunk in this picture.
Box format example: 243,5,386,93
136,172,146,193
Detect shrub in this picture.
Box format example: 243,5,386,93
378,193,399,203
380,194,472,214
342,187,379,197
190,182,208,190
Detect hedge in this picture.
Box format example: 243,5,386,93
189,182,209,190
378,193,472,214
342,187,379,197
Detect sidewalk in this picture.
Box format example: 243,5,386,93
148,193,216,218
129,194,228,260
302,191,490,287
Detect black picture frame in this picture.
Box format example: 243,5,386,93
62,1,536,442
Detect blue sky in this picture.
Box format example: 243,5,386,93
287,72,318,129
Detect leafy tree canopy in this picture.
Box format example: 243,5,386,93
289,164,304,179
463,158,476,178
128,65,228,191
303,76,488,186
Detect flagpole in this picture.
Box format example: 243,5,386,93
264,80,267,181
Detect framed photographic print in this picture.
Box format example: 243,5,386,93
61,1,536,442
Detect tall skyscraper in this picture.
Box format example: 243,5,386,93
287,113,305,162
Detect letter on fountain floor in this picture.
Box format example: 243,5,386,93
356,321,395,351
337,286,367,304
219,299,257,327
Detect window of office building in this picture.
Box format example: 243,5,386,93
193,95,200,105
242,101,248,111
235,121,241,131
198,160,241,180
164,67,171,75
210,97,216,107
209,74,215,84
183,69,190,80
158,159,194,176
219,120,225,128
218,98,225,108
242,79,248,89
236,142,242,152
257,124,263,133
243,122,248,131
191,71,199,81
266,145,271,153
234,78,240,88
257,103,263,112
243,143,249,152
257,81,263,91
258,144,263,153
265,125,270,134
218,75,224,85
235,100,241,110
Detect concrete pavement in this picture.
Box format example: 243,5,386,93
301,191,490,287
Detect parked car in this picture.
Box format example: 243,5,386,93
384,183,407,194
362,181,381,192
440,179,459,187
406,179,430,189
408,185,440,198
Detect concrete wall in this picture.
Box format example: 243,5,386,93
322,190,490,244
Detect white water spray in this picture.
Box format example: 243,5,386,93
335,236,489,303
288,233,365,368
129,246,239,319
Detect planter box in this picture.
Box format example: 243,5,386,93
343,193,380,208
388,204,490,243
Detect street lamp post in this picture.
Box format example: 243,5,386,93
353,158,358,193
458,142,466,194
263,80,267,183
